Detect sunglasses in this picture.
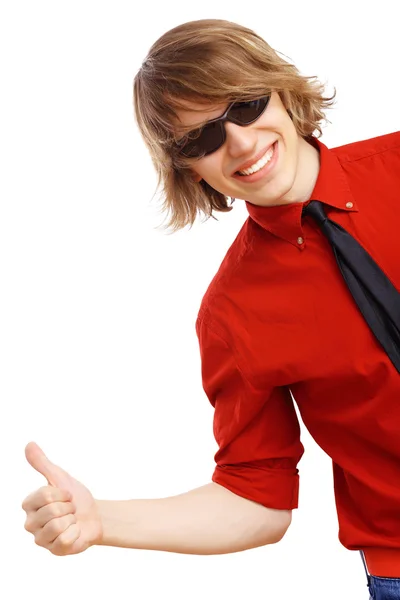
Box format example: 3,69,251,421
176,95,271,158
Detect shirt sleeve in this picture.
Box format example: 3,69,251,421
196,315,304,510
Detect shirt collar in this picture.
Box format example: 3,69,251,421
244,136,358,246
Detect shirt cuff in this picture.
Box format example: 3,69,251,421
212,464,300,510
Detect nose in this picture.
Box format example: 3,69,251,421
224,121,257,157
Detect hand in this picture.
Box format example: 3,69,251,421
22,441,103,556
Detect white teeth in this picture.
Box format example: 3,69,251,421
238,144,275,176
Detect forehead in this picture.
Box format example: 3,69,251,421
173,98,229,133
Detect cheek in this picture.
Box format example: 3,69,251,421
187,159,207,182
196,156,223,183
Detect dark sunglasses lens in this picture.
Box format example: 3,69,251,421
229,97,270,124
180,97,269,157
181,121,224,158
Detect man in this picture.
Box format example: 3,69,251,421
22,19,400,599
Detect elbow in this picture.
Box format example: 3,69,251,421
228,508,292,554
274,509,292,542
263,508,292,545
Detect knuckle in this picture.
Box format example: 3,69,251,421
51,545,67,556
34,535,45,548
24,518,34,533
47,503,62,518
41,490,54,505
57,533,71,547
68,501,76,513
52,521,77,554
51,519,66,536
52,534,71,555
42,518,59,537
21,490,39,511
47,513,74,537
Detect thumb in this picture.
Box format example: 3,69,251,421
25,441,72,489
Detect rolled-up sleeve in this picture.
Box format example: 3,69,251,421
196,316,304,510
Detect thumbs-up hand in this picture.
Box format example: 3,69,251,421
22,442,103,555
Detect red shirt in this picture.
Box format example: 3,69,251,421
195,131,400,577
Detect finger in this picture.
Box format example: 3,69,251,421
36,513,77,546
22,486,72,513
27,501,75,531
51,523,81,555
25,500,75,534
25,442,71,489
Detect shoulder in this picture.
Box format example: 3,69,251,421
331,130,400,164
196,218,253,325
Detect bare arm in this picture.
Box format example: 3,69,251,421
96,481,291,555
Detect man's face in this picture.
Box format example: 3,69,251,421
174,91,311,207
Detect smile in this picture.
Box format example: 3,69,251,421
232,141,279,184
237,145,275,175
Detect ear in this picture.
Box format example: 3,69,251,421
191,172,202,183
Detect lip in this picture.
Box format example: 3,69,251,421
231,141,279,183
232,142,276,176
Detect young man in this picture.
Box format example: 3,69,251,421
22,19,400,599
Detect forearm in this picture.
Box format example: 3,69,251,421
96,481,290,555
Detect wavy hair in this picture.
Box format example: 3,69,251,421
133,19,336,233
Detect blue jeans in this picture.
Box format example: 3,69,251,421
360,550,400,599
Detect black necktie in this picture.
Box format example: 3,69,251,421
302,200,400,373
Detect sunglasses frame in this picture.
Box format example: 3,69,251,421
177,95,271,158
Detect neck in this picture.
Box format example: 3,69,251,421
284,136,321,205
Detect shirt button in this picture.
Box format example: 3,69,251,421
346,202,353,208
297,236,304,245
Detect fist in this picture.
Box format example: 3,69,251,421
22,486,79,555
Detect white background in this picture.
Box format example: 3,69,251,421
1,1,399,599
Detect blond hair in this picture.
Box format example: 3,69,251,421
133,19,336,233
